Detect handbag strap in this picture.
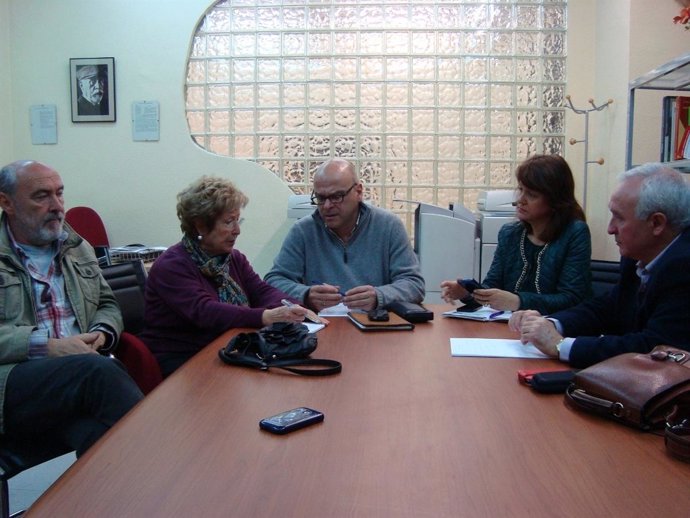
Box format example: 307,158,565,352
267,358,342,376
665,426,690,462
665,410,690,462
218,347,342,376
565,385,623,416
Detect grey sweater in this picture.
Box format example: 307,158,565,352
265,203,425,308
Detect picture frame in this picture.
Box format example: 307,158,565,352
69,57,116,122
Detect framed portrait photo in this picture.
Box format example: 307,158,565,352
70,57,116,122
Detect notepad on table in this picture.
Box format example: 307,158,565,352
347,311,414,331
443,307,511,322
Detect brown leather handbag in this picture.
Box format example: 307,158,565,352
564,346,690,432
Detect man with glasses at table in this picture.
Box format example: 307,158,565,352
265,158,425,312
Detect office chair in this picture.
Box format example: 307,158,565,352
101,260,147,334
101,261,162,394
0,439,71,518
590,259,620,298
65,206,111,266
116,332,162,395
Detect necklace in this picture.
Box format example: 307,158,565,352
514,228,549,293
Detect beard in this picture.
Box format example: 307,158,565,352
15,213,65,246
37,220,65,243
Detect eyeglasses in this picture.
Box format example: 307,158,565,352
310,183,357,206
222,217,244,229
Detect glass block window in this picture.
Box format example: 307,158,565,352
185,0,567,231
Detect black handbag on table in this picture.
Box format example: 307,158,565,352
218,322,341,376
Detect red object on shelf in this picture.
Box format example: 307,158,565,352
674,96,690,160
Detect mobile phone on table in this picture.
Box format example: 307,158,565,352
517,368,576,393
517,367,571,385
529,371,576,394
259,407,324,435
455,300,482,312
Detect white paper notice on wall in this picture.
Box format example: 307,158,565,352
132,101,160,141
30,105,57,145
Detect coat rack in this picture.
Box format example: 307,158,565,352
565,95,613,211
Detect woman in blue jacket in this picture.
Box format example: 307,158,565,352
441,155,592,314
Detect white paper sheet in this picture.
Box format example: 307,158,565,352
30,104,57,144
132,101,160,141
304,322,326,333
450,338,550,359
318,302,350,317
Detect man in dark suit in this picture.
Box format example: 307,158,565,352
510,163,690,368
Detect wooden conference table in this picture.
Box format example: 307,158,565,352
27,306,690,517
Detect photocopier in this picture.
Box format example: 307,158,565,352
476,190,516,281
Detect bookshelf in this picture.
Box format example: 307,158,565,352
626,52,690,172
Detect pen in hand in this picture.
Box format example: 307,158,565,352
281,299,323,324
311,281,345,297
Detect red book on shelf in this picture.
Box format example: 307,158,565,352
674,96,690,160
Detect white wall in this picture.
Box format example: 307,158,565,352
583,0,632,261
4,0,293,274
0,0,13,162
563,0,600,252
2,0,689,272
